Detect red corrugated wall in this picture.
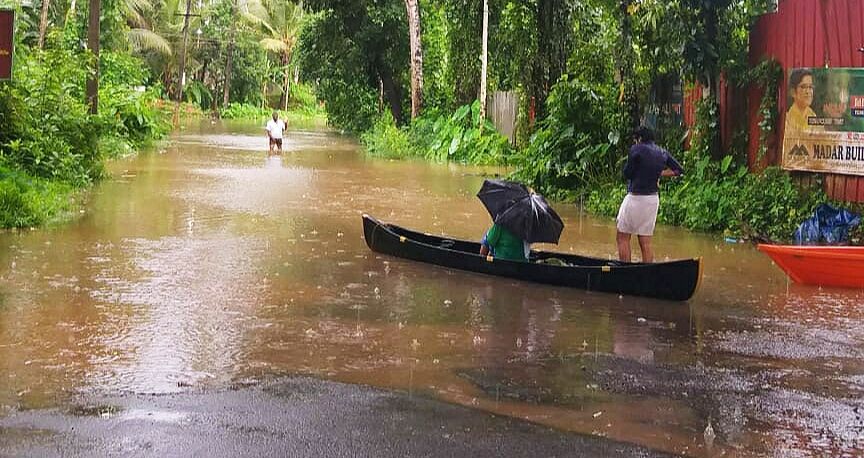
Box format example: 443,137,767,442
748,0,864,202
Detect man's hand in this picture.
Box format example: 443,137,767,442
661,168,680,178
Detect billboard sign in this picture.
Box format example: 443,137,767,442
0,10,12,80
781,68,864,176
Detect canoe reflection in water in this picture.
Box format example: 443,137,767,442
468,285,563,366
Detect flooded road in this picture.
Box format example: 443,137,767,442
1,121,862,456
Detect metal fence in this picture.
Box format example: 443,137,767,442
487,91,518,146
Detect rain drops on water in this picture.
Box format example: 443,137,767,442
410,339,421,351
516,337,523,348
443,299,452,307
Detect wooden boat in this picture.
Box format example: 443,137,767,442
362,214,702,301
757,244,864,288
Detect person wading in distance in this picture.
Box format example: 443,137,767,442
265,111,286,155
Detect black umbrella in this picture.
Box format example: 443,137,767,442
477,179,530,220
476,179,565,244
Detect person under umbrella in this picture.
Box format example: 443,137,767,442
477,179,564,262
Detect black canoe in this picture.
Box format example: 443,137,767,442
362,214,702,301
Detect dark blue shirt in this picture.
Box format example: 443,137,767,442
622,142,683,194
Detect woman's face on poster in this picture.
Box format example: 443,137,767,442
793,75,815,108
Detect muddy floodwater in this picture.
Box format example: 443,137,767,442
1,121,862,457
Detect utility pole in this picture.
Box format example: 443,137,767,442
85,0,100,114
174,0,196,121
478,0,488,122
222,1,236,109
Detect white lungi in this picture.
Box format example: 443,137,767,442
616,193,660,236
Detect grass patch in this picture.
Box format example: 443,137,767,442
0,166,76,228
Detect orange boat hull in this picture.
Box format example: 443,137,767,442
757,244,864,288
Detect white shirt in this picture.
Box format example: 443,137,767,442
266,119,286,139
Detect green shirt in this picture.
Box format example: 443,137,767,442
484,224,528,262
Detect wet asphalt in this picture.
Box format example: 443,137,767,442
0,376,671,458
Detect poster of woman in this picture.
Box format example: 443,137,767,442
782,68,864,176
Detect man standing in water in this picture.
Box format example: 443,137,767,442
265,111,286,155
616,126,683,263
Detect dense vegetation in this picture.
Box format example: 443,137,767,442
0,0,845,239
294,0,835,241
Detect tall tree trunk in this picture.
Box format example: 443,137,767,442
281,51,290,111
38,0,51,49
478,0,488,121
378,65,403,125
222,2,236,108
85,0,100,114
617,0,639,134
531,0,572,121
405,0,423,119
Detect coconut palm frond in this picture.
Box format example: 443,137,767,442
260,37,289,53
243,2,276,35
128,28,173,56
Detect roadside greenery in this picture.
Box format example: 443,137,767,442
0,44,168,227
362,101,511,165
220,83,325,123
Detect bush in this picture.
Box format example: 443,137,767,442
586,165,827,241
361,113,415,159
0,48,167,228
511,76,620,196
221,103,274,120
361,101,512,165
221,97,325,123
0,165,73,228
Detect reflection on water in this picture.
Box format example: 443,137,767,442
1,120,862,456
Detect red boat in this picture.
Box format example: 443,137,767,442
757,244,864,288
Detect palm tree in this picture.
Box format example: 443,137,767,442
125,0,176,57
243,0,303,110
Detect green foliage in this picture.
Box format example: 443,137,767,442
414,101,512,164
1,47,103,185
299,1,408,129
220,101,325,126
747,58,783,162
512,76,619,197
362,101,512,165
361,113,416,159
0,48,167,228
586,165,827,241
444,0,481,106
100,52,170,146
0,165,73,228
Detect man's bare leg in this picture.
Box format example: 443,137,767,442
637,235,653,263
617,231,632,262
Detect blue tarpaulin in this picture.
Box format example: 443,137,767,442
793,204,861,245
